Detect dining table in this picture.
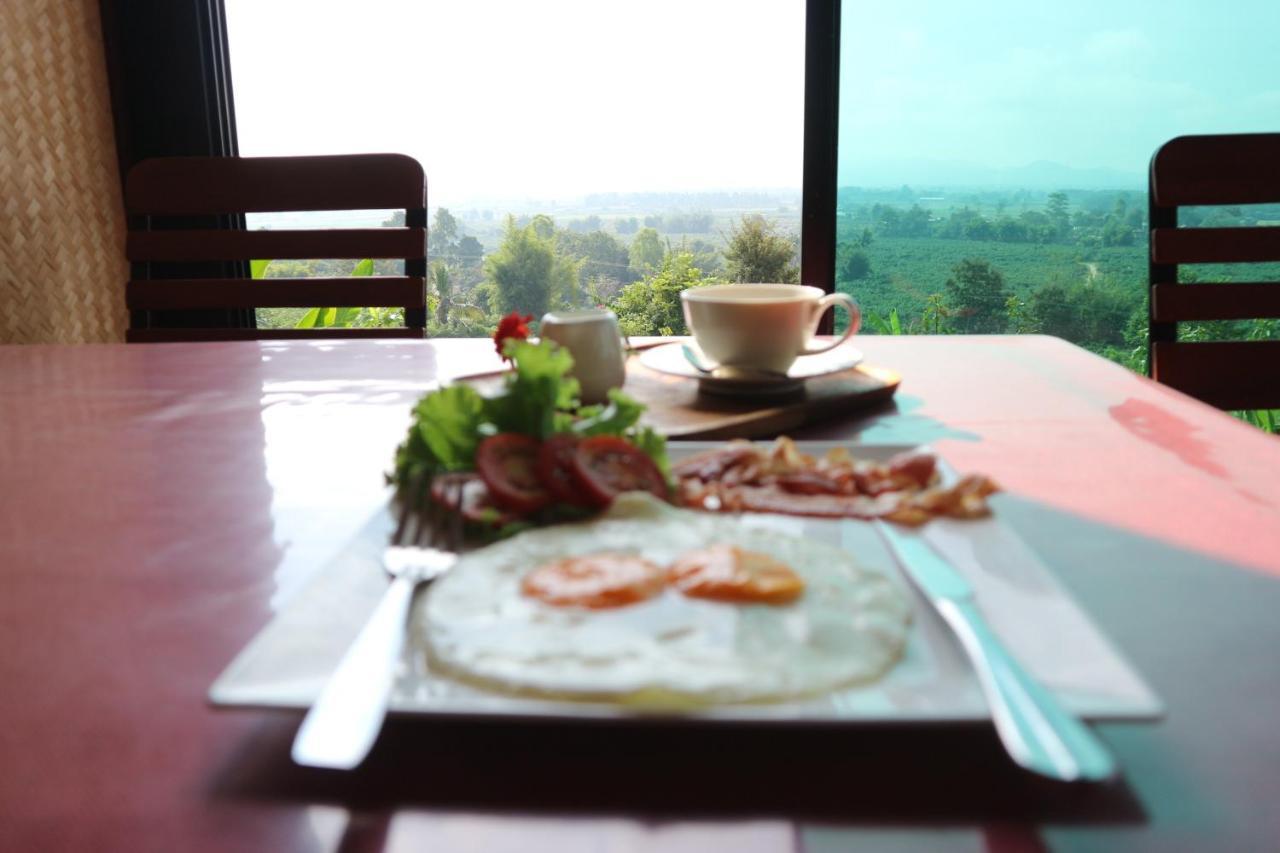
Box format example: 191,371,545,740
3,333,1280,853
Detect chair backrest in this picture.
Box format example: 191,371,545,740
124,154,427,342
1148,134,1280,409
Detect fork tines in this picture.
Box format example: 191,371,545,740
392,471,463,552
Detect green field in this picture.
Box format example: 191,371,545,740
835,236,1147,322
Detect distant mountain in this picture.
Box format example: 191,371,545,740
837,157,1144,191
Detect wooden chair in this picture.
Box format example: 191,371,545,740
1148,134,1280,409
124,154,427,341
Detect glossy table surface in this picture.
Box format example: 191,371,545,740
3,336,1280,852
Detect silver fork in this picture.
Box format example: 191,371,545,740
291,474,462,769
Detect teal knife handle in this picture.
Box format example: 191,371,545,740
938,599,1117,782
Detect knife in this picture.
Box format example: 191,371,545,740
875,520,1117,782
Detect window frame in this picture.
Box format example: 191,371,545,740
101,0,842,331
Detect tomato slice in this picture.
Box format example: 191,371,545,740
430,471,522,525
569,436,668,507
537,434,590,505
475,433,552,513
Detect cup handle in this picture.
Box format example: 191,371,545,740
800,292,861,356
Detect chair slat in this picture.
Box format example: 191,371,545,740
1152,340,1280,410
1150,227,1280,265
125,154,428,342
1151,134,1280,207
125,154,426,214
1151,282,1280,322
127,228,426,262
126,327,425,343
127,277,426,310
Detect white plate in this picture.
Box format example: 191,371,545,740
638,342,863,397
209,443,1162,724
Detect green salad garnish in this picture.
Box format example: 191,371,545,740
389,339,669,510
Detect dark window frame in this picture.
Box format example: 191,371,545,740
100,0,842,333
803,0,841,333
101,0,248,332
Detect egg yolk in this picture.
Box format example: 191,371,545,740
521,552,665,609
667,544,805,604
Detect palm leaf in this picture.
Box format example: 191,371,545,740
295,259,374,328
330,306,360,327
455,305,487,323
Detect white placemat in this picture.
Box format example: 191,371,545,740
210,444,1161,724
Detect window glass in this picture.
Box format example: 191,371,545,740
225,0,805,335
835,0,1280,374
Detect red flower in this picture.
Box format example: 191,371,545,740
494,311,533,362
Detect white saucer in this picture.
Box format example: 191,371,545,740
638,342,864,397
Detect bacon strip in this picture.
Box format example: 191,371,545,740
675,438,998,525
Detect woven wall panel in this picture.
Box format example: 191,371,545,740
0,1,128,344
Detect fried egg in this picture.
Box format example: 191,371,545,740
416,493,912,705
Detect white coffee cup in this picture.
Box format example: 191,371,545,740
681,284,861,375
539,309,627,404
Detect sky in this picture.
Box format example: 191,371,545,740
224,0,806,207
839,0,1280,187
225,0,1279,204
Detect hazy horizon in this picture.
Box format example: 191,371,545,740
225,0,805,208
839,0,1280,188
225,1,1277,208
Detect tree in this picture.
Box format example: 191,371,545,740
903,205,932,237
839,248,871,281
584,275,625,307
433,207,458,243
432,261,452,326
680,238,722,277
557,229,634,284
430,207,459,259
613,251,715,336
470,280,498,315
664,212,713,233
485,216,579,319
945,258,1008,333
875,205,903,236
1005,293,1037,334
920,293,951,334
629,227,664,275
529,214,556,241
567,215,602,233
723,215,798,283
1046,191,1070,240
456,235,484,264
1029,279,1134,346
995,216,1029,243
938,207,989,240
963,215,995,242
550,251,584,310
1018,210,1057,244
1101,215,1135,246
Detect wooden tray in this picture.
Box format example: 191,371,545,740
459,355,900,441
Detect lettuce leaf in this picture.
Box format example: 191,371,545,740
573,388,645,436
390,383,486,489
390,338,671,500
483,339,581,439
417,383,486,469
